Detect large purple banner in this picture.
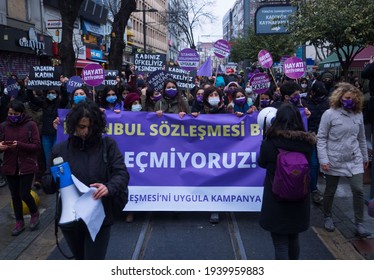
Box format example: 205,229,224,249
57,111,266,212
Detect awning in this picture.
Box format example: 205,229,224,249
88,58,107,63
318,46,362,69
75,59,99,68
318,53,340,69
81,20,104,37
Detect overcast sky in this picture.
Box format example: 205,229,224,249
194,0,236,41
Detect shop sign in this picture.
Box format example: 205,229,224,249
18,28,45,52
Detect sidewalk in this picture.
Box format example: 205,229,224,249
1,177,374,260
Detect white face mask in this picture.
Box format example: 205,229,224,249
131,104,142,112
301,83,308,89
208,97,220,106
245,87,253,94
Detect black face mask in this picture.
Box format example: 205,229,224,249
324,81,333,90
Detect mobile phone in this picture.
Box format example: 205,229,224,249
3,141,14,145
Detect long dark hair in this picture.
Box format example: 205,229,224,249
265,103,305,138
65,100,107,139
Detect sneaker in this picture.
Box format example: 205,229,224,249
29,211,40,230
209,212,219,224
312,190,323,204
324,217,335,232
12,220,25,236
125,212,134,223
33,181,42,190
356,223,371,238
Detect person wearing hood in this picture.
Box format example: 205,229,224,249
258,103,316,259
154,79,190,118
0,99,41,236
319,71,335,95
304,81,330,204
223,81,241,106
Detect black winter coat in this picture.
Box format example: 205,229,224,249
305,96,330,134
258,130,316,234
43,136,130,226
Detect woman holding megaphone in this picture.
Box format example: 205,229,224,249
43,100,129,260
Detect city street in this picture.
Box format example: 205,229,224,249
1,176,374,260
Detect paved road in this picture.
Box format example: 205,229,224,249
1,177,374,260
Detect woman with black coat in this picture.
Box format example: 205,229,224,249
258,103,316,259
43,100,129,259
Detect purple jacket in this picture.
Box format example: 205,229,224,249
0,115,41,175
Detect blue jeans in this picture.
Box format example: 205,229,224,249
309,145,319,192
42,134,56,163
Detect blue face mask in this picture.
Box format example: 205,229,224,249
106,95,117,103
46,93,57,101
73,95,86,104
131,104,142,112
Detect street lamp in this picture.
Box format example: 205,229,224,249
134,2,158,54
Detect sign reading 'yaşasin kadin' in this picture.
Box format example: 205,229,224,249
177,48,200,71
283,56,306,79
213,39,230,59
82,63,105,87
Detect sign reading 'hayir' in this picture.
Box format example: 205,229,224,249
255,5,297,35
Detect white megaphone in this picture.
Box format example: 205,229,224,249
50,157,81,224
257,107,277,131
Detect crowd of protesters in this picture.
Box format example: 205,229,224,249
0,60,373,259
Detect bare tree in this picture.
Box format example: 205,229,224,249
166,0,215,49
108,0,136,71
58,0,84,77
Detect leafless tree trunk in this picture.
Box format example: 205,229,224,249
58,0,84,77
108,0,136,71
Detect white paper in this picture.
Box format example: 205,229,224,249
71,175,106,241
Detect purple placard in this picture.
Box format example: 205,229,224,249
249,73,271,94
258,50,273,68
82,63,104,87
177,48,200,71
66,76,83,93
6,78,20,98
213,39,231,58
283,56,306,79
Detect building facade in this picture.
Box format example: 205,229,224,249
0,0,168,80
